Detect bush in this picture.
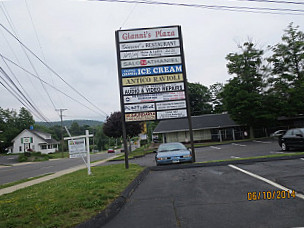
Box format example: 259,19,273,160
140,139,148,146
18,154,28,162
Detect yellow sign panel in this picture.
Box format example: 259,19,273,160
122,74,183,86
125,112,156,122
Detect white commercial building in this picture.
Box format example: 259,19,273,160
11,129,59,154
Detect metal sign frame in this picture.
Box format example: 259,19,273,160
115,26,196,167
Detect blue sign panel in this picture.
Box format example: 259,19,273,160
121,65,182,77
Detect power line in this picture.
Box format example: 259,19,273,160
235,0,304,6
0,3,58,111
0,54,108,118
0,23,109,117
90,0,304,15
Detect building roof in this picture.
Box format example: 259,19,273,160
153,113,240,134
11,129,59,144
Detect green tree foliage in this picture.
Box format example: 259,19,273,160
103,112,142,138
187,82,212,116
209,82,225,113
267,23,304,117
0,107,34,153
222,42,273,134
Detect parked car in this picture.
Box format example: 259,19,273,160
155,142,193,166
271,130,286,138
279,128,304,151
107,148,115,153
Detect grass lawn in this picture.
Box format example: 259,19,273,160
112,146,154,161
0,164,143,228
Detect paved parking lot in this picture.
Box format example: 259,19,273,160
103,158,304,228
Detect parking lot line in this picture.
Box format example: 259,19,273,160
228,164,304,200
230,156,241,159
231,143,246,147
300,158,304,161
210,146,221,150
253,140,271,144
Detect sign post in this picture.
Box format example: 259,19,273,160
64,129,93,175
115,25,196,167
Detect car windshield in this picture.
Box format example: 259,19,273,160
158,143,186,152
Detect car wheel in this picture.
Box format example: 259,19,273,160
281,142,289,151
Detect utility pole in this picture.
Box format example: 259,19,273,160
56,108,67,158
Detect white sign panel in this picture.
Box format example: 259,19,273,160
123,83,184,95
120,39,180,51
157,109,187,119
120,48,180,60
119,27,179,42
68,139,86,158
125,103,155,113
124,91,185,103
121,57,182,68
156,100,187,110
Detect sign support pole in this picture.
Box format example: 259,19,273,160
85,130,92,175
122,120,129,169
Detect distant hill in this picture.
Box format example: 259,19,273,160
36,120,103,128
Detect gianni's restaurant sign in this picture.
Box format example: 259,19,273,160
115,25,189,122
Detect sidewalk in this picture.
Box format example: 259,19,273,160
0,155,120,196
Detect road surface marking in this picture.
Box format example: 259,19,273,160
228,164,304,200
300,158,304,161
270,151,284,154
230,156,241,159
253,140,271,144
210,146,221,150
232,143,246,147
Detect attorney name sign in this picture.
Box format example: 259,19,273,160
116,26,189,122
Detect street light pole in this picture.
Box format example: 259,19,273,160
56,109,67,158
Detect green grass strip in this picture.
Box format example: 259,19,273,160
0,164,143,228
111,147,154,161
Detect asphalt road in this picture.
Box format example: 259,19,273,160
103,159,304,228
0,152,117,185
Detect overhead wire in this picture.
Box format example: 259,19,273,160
0,2,57,111
0,54,108,118
90,0,304,15
0,23,108,118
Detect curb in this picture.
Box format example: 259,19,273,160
75,167,150,228
150,154,304,171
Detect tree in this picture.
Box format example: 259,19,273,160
187,82,212,116
69,121,81,136
222,42,271,137
267,23,304,117
103,112,142,138
17,107,35,130
209,82,225,113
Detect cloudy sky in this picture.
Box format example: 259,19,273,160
0,0,303,122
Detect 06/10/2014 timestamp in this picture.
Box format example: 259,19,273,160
247,190,296,201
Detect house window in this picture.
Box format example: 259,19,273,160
19,146,22,152
41,145,47,150
48,145,52,149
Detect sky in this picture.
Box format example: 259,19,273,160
0,0,303,122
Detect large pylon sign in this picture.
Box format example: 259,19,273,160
115,26,196,168
116,25,189,122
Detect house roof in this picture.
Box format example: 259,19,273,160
153,113,240,134
11,129,59,144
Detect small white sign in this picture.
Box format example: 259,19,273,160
68,138,86,158
125,103,155,113
120,48,181,60
123,82,184,95
119,27,179,42
156,100,187,110
157,109,187,119
120,39,180,51
121,57,182,68
124,91,185,103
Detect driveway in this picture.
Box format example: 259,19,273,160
103,159,304,228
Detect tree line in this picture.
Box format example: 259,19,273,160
1,23,302,151
187,23,303,136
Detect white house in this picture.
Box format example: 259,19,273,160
11,129,59,154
